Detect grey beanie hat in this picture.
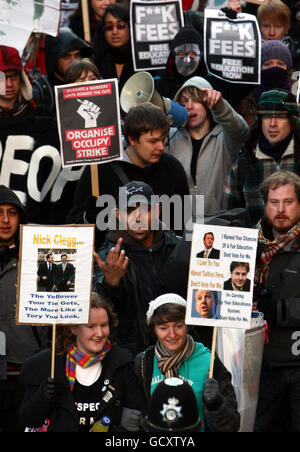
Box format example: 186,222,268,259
261,40,293,69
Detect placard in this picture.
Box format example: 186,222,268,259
130,0,184,71
186,224,258,330
204,9,261,84
55,79,123,168
17,225,94,325
0,0,61,55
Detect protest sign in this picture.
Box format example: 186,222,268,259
204,9,261,84
0,0,61,54
185,224,258,330
130,0,184,71
16,225,94,326
55,79,122,168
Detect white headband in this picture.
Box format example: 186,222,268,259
146,293,187,325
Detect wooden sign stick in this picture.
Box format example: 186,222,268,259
209,326,218,379
51,324,56,379
91,165,100,198
81,0,91,42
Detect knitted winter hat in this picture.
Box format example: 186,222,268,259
0,45,33,101
146,293,187,325
171,26,203,52
261,40,293,69
257,89,300,119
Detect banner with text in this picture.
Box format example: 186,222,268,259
0,0,61,54
186,224,258,330
130,0,184,71
17,225,94,325
204,9,261,84
55,79,122,167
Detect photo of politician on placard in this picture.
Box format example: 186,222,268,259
191,289,221,319
223,262,251,292
37,249,76,293
196,232,220,259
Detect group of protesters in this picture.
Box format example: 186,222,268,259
0,0,300,434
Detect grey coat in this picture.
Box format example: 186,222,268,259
167,81,249,216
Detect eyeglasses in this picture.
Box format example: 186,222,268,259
103,22,127,32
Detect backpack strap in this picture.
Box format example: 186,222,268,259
110,162,130,185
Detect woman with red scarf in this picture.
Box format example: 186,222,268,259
19,292,145,432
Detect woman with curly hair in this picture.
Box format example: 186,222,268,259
19,292,145,432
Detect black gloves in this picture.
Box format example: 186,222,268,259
221,7,237,19
41,378,56,402
203,378,224,411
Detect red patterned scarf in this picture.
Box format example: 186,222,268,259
256,220,300,283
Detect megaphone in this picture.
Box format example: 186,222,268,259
120,72,188,128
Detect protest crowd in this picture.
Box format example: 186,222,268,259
1,0,300,435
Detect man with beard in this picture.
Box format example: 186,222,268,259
93,181,180,357
254,170,300,432
223,89,300,226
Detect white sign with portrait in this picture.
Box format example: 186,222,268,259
17,225,94,326
186,224,258,329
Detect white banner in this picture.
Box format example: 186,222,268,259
0,0,61,54
17,225,94,325
186,224,258,330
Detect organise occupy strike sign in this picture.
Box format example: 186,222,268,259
17,225,95,326
55,79,122,167
186,224,258,330
131,0,184,71
204,9,261,84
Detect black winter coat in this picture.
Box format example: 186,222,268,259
134,345,240,432
94,229,180,356
19,346,146,432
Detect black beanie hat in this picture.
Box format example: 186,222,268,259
0,185,27,223
171,26,203,51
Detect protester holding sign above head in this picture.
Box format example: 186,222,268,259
154,25,254,108
19,292,146,432
93,4,134,93
223,89,300,226
134,293,240,432
167,76,249,216
68,103,190,249
0,186,49,432
0,45,84,226
254,170,300,432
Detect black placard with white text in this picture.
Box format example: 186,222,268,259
55,79,122,168
130,0,184,71
204,9,261,85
